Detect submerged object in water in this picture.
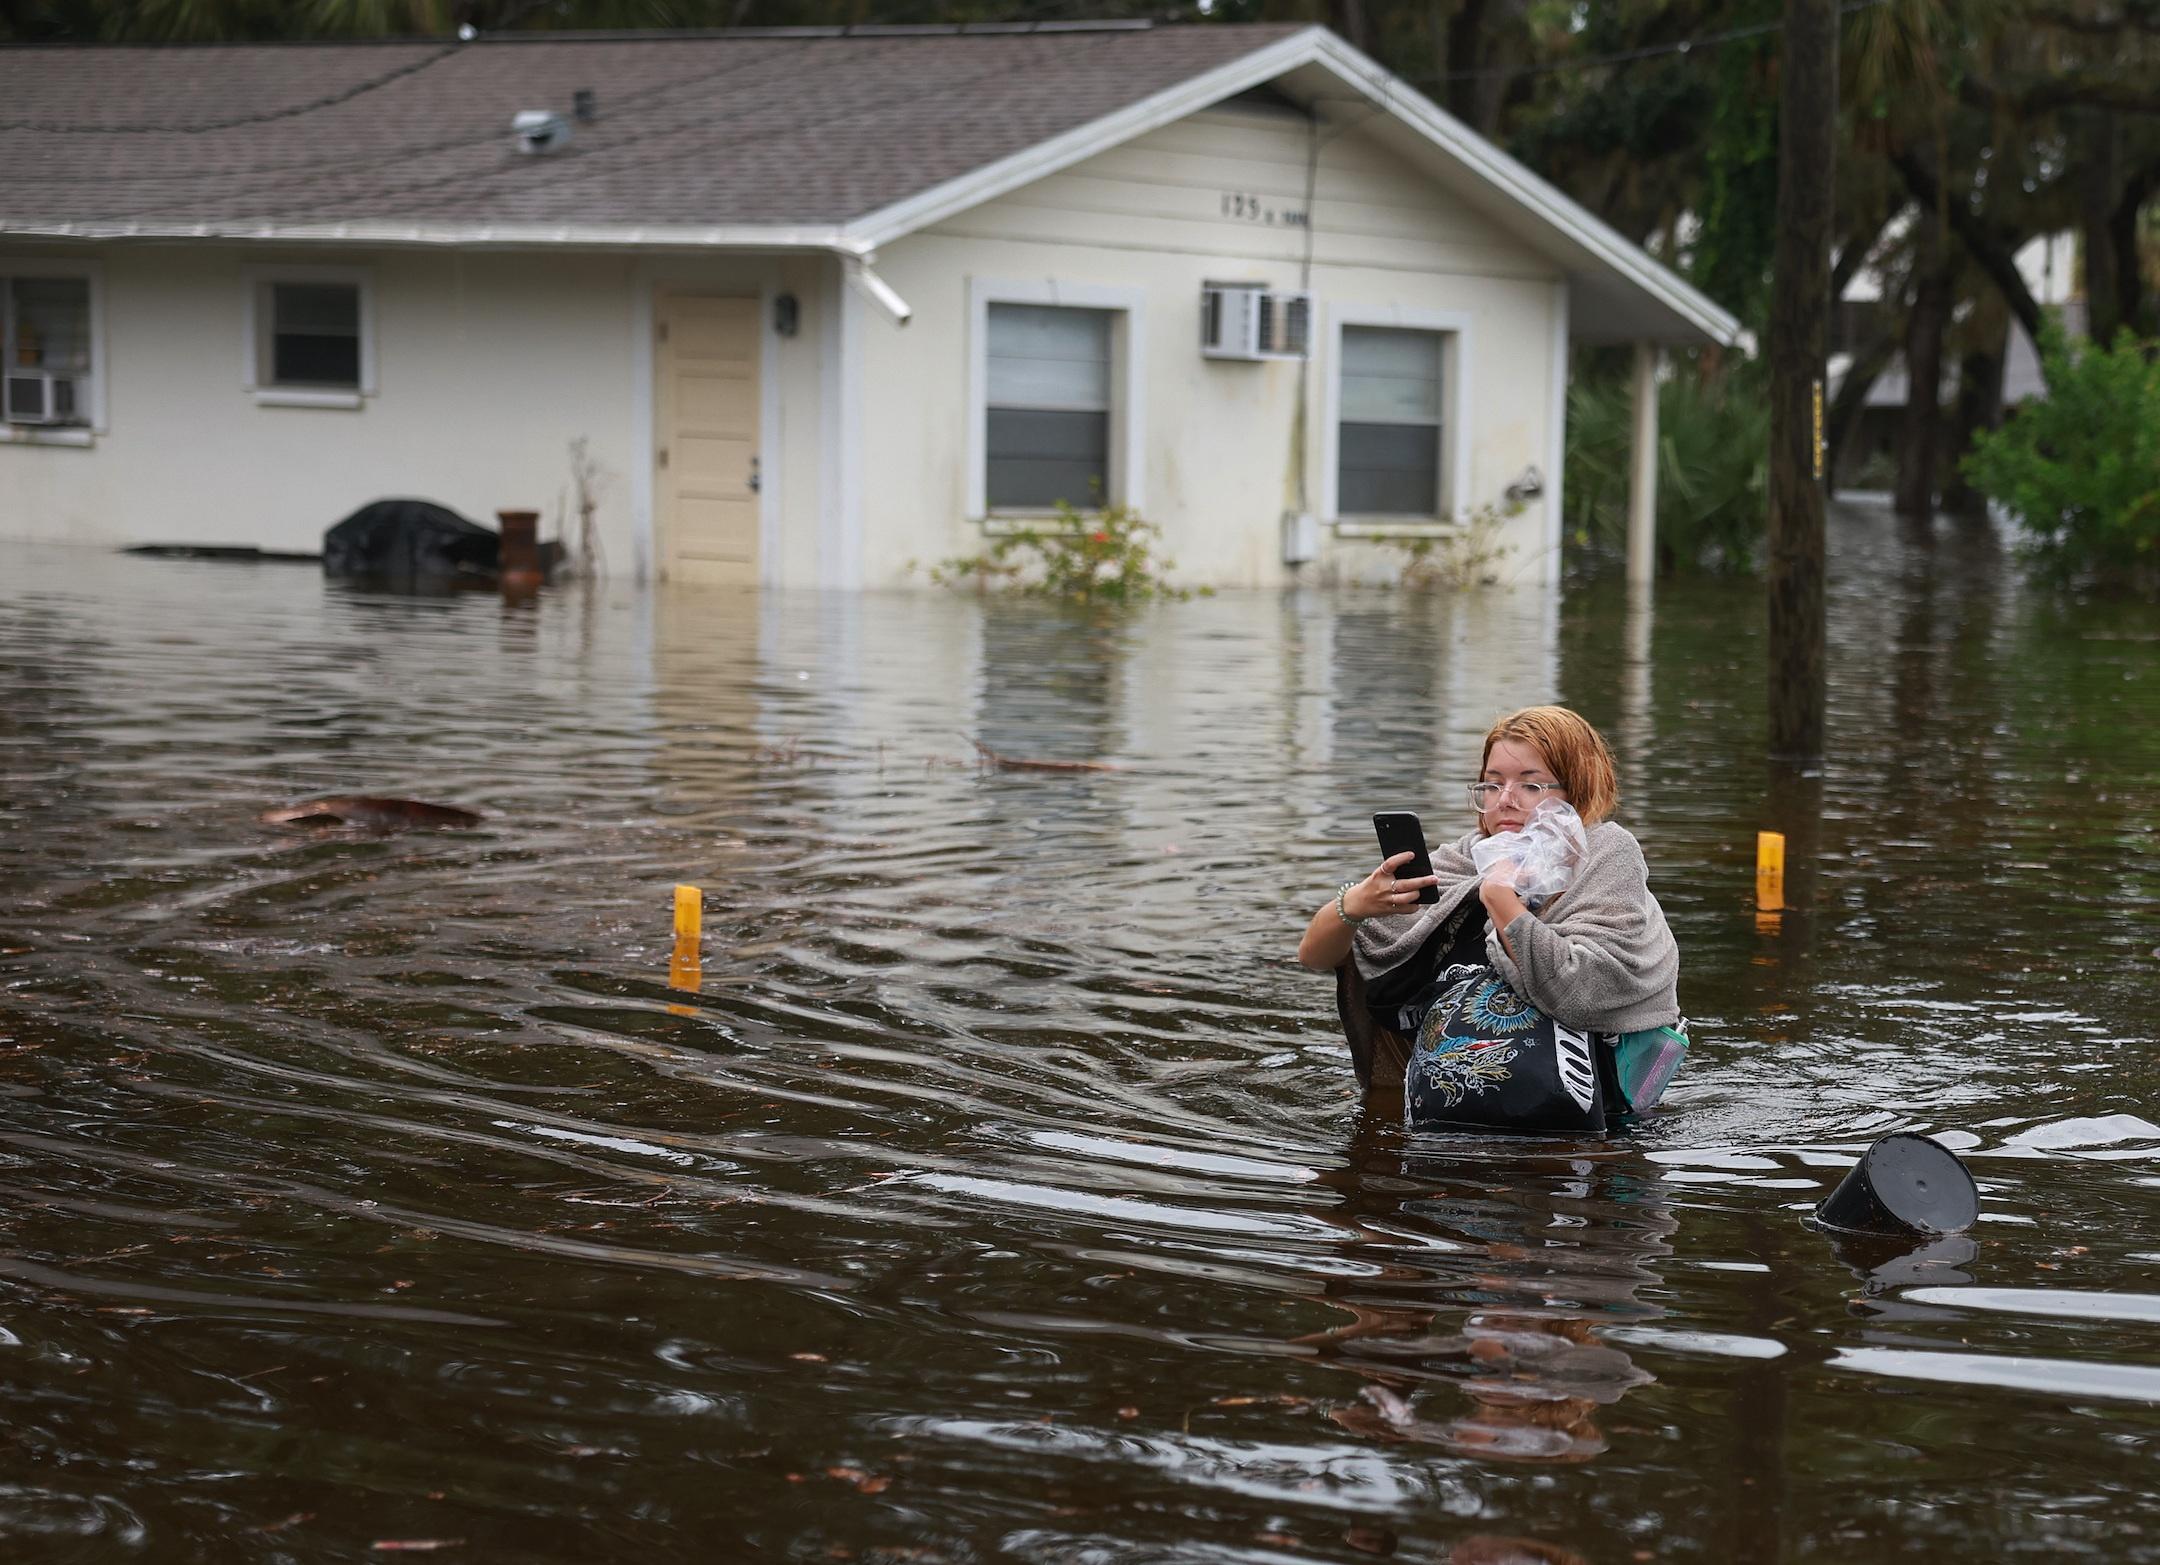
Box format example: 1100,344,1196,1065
1814,1132,1979,1236
259,796,483,831
321,498,561,587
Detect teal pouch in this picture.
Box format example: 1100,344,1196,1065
1612,1024,1689,1112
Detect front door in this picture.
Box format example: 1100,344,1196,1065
656,294,760,584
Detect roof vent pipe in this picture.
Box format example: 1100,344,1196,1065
512,109,573,155
573,89,597,123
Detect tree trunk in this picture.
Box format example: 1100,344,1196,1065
1831,211,1893,302
1891,148,2046,352
1331,0,1369,52
1940,339,2006,522
1895,221,1949,520
2080,110,2127,343
2108,157,2160,341
1444,0,1487,125
1767,0,1836,767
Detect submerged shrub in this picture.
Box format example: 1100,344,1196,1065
1377,504,1516,591
1565,354,1769,575
1962,326,2160,592
928,501,1191,603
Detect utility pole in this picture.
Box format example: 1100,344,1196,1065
1766,0,1837,766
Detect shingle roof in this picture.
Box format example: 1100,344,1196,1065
0,25,1306,235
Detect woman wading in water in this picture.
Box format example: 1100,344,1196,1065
1297,706,1682,1114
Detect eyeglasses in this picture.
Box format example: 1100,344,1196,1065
1467,779,1566,813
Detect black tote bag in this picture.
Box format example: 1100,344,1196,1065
1403,964,1613,1136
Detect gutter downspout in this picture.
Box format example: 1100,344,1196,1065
835,245,912,326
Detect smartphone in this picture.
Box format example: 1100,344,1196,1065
1372,811,1441,904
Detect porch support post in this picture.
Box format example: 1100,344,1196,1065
820,254,866,589
1627,341,1661,586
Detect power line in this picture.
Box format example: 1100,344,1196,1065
0,39,463,135
1405,0,1889,85
44,32,1070,229
215,29,1132,231
1,35,821,187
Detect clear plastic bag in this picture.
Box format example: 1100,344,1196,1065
1470,797,1587,911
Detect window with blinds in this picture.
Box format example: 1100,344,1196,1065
985,303,1113,511
259,281,363,389
1337,326,1447,517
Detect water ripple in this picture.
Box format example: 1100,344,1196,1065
5,521,2160,1560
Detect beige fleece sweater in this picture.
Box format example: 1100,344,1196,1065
1350,819,1681,1035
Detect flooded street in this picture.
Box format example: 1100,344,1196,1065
3,505,2158,1562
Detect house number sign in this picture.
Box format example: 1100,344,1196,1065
1219,192,1309,227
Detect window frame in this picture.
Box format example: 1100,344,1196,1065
239,263,376,409
1321,305,1473,532
0,257,107,446
966,277,1145,524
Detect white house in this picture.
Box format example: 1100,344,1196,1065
0,23,1738,588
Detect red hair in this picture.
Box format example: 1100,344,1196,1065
1481,706,1618,826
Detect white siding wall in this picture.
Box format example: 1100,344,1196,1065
858,103,1565,588
3,104,1572,593
0,245,825,583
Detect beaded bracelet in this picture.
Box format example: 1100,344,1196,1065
1334,882,1367,926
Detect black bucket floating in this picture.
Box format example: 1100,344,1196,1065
1814,1132,1979,1236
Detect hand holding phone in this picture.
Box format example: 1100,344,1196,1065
1371,811,1442,906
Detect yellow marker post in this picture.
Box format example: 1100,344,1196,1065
673,883,703,945
669,884,703,1000
1755,831,1786,913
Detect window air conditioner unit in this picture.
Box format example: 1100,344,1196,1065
3,370,81,426
1201,283,1310,362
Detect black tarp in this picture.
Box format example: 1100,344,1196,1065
322,499,502,583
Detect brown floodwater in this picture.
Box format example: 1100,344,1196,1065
3,506,2158,1563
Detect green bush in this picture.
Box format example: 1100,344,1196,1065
1377,504,1516,591
926,500,1191,603
1962,326,2160,591
1565,355,1769,575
